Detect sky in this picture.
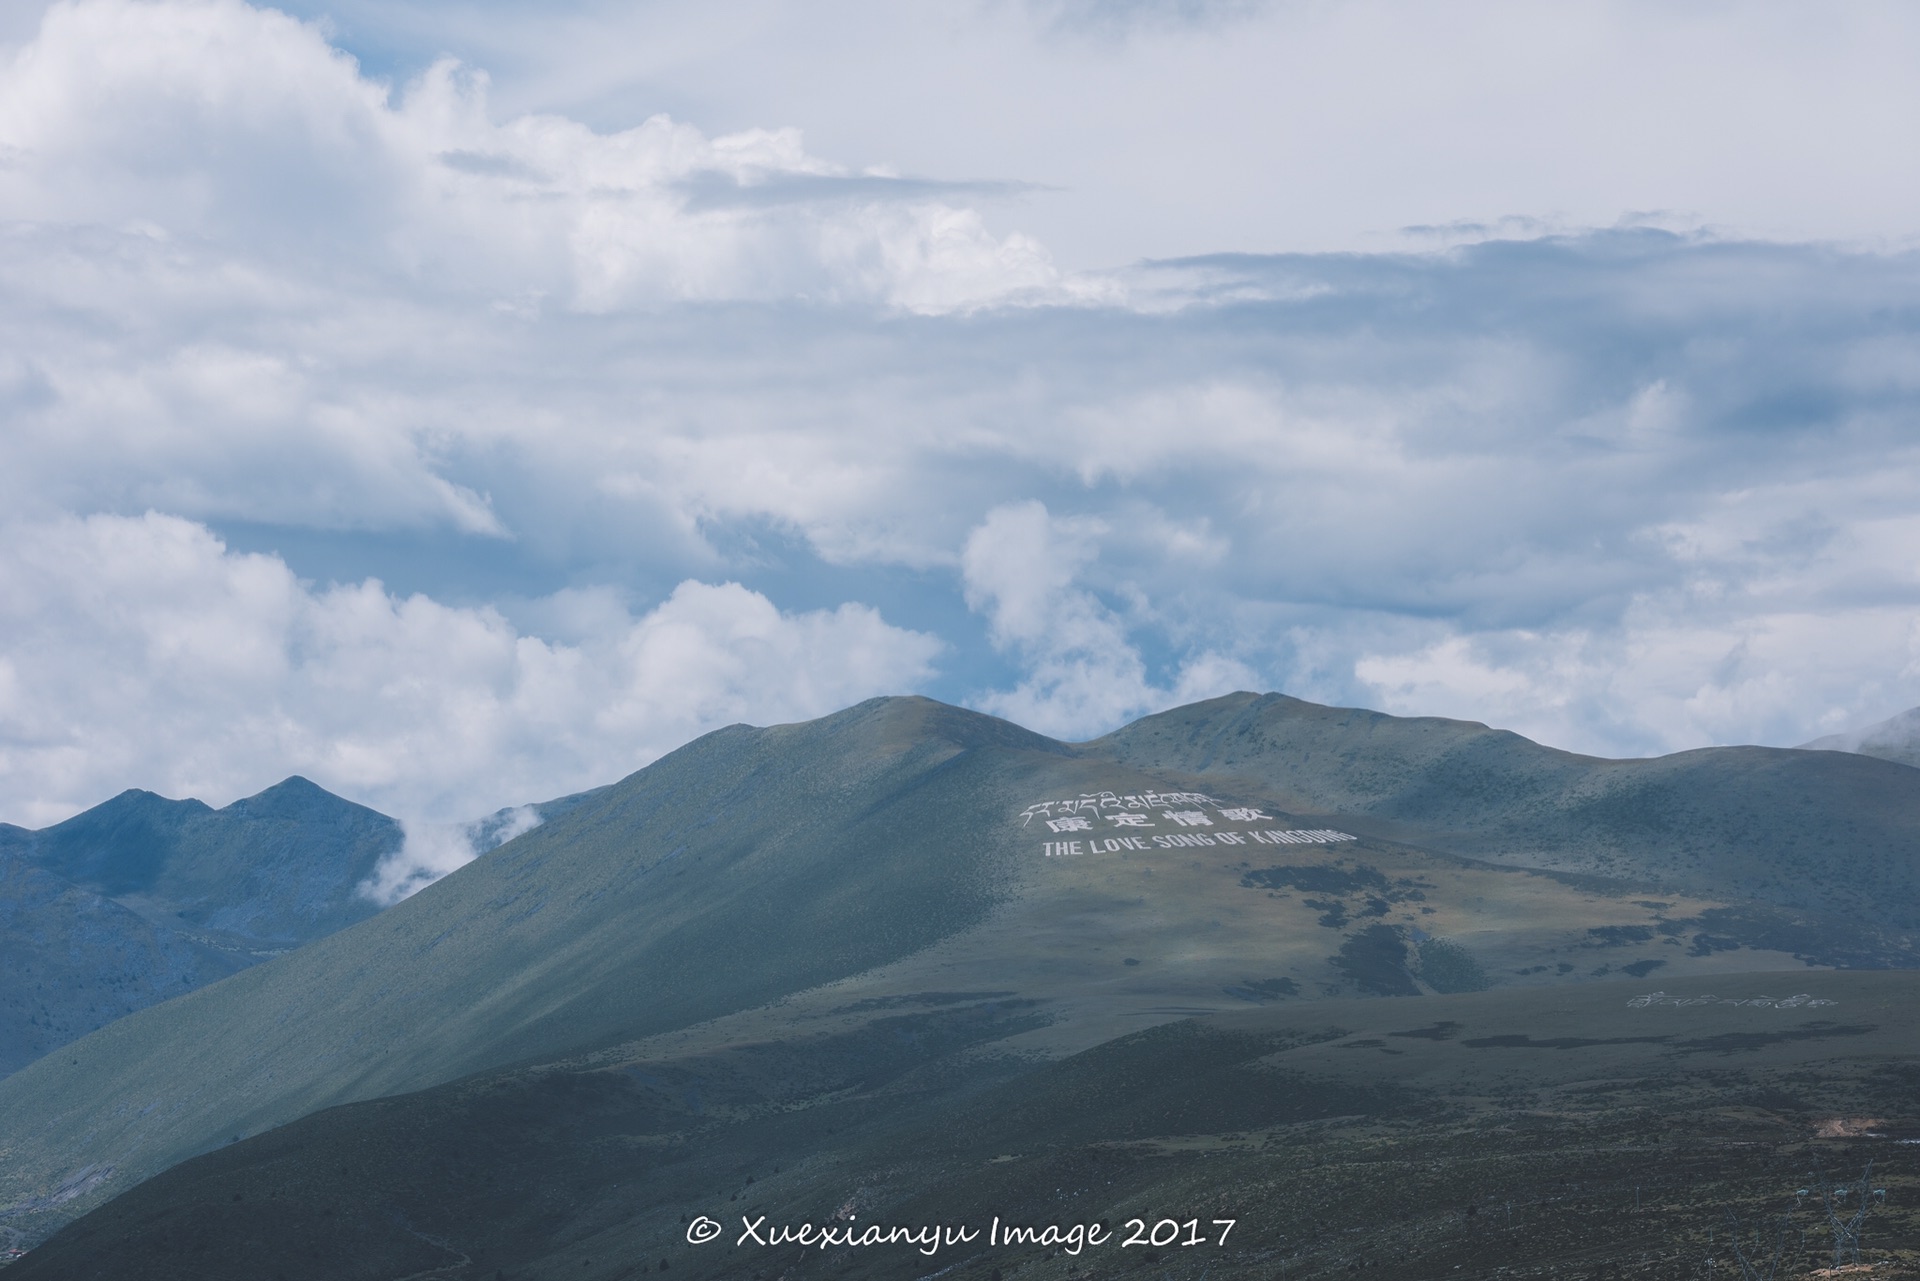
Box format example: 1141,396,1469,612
5,0,1920,861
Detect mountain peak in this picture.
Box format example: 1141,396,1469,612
33,789,213,895
219,775,386,823
24,775,399,944
72,787,213,821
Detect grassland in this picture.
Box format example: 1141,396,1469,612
14,972,1920,1279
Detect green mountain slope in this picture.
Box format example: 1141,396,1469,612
0,699,1052,1243
4,693,1918,1257
1095,692,1920,925
15,971,1919,1280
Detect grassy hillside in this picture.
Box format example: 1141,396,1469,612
0,698,1058,1244
1094,692,1920,925
5,692,1919,1264
15,971,1919,1280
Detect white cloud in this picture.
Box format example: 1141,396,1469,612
1353,598,1920,760
0,513,940,826
252,0,1920,272
2,0,1920,805
961,500,1255,738
358,801,543,905
357,819,481,907
0,0,1066,314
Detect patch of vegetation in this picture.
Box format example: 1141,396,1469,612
829,991,1016,1014
1462,1032,1671,1051
1417,937,1491,993
1305,898,1349,928
1333,924,1420,996
1387,1021,1463,1041
1671,1022,1879,1057
1659,906,1913,968
1588,925,1657,946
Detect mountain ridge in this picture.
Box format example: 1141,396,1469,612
5,691,1920,1253
1097,691,1920,924
0,775,404,1079
23,774,400,943
0,697,1048,1242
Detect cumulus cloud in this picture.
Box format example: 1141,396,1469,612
4,0,1920,815
1352,485,1920,757
1353,605,1920,761
961,501,1256,738
261,0,1920,273
0,513,940,826
0,0,1066,314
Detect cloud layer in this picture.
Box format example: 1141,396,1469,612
0,0,1065,313
243,0,1920,269
0,513,938,826
3,1,1920,836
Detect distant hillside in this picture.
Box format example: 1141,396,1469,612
1098,692,1920,927
6,692,1920,1251
0,777,403,1077
22,776,401,944
1800,704,1920,769
0,851,243,1076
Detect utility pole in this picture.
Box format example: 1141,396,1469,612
1809,1162,1884,1267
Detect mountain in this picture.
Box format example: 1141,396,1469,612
0,851,238,1077
1100,693,1920,928
1801,704,1920,770
0,777,402,1078
3,693,1919,1268
21,776,401,945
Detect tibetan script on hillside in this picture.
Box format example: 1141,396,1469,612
1018,791,1356,856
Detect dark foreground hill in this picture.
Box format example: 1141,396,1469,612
15,972,1920,1280
4,692,1920,1267
0,778,402,1076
